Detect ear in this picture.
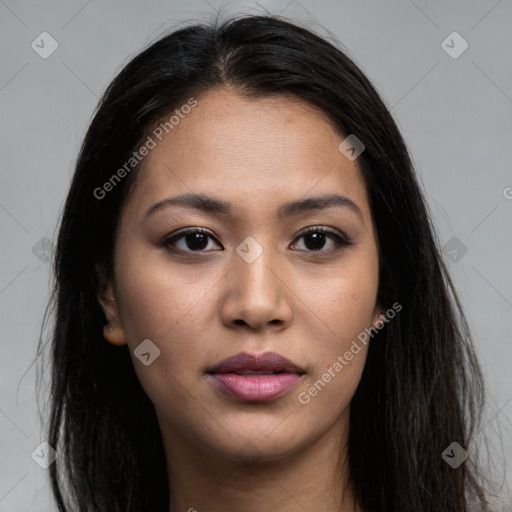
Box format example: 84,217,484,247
95,263,126,346
371,302,386,329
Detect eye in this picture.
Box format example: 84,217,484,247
161,227,222,253
291,226,353,253
161,226,353,255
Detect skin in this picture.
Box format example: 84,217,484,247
98,87,383,512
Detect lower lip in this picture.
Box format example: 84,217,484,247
208,373,303,402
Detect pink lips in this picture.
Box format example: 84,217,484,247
206,352,305,402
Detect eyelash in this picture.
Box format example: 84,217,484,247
161,226,353,256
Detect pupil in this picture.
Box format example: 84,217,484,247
305,232,325,250
187,233,208,250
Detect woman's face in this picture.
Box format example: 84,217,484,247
99,87,382,462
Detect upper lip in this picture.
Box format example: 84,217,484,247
206,352,305,375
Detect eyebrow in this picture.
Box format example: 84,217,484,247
144,192,364,224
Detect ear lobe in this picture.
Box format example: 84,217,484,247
95,263,126,346
372,303,386,328
103,323,126,346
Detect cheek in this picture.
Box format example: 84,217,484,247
296,278,375,419
112,251,217,409
113,254,213,419
114,239,217,343
303,259,379,350
296,255,378,399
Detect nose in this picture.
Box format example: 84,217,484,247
220,244,293,331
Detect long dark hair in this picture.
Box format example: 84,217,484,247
36,13,492,512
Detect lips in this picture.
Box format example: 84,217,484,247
206,352,305,402
207,351,305,375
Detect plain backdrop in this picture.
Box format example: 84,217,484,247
1,1,511,510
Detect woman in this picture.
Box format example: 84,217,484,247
38,13,494,512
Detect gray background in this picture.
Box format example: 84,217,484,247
1,0,511,510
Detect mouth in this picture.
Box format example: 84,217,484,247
206,352,305,402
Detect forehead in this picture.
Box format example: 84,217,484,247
124,88,371,222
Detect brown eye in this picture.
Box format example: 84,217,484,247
162,228,221,253
291,227,353,253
